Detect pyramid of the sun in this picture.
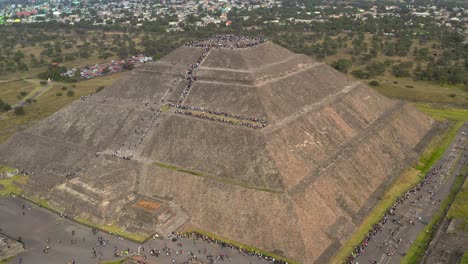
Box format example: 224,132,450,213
0,40,437,263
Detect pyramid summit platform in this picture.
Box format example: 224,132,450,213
0,36,438,263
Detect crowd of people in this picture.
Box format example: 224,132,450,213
173,104,267,126
345,165,443,264
177,46,210,105
0,168,34,179
185,35,267,49
172,37,269,130
179,232,289,264
3,199,297,264
175,109,266,129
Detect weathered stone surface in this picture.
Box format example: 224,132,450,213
0,234,23,260
0,41,436,263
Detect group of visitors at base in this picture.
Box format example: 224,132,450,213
185,35,267,49
345,165,444,264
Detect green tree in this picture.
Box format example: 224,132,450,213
14,106,25,115
331,59,352,73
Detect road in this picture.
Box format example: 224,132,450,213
0,197,272,264
354,122,467,264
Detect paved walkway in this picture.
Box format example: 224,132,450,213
0,197,270,264
354,122,467,264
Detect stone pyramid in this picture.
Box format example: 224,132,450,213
0,37,437,263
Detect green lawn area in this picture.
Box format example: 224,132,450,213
331,118,464,264
447,165,468,232
74,217,147,243
99,258,127,264
373,76,468,107
0,79,36,105
0,165,29,197
0,256,15,264
413,103,468,122
460,252,468,264
0,73,125,144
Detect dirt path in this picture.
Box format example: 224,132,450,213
14,83,52,108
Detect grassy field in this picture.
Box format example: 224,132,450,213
447,172,468,229
184,227,299,264
0,175,28,197
315,32,468,107
74,217,147,243
372,76,468,107
0,165,29,197
460,252,468,264
330,119,464,264
0,79,36,105
414,103,468,122
0,73,125,144
100,258,127,264
0,256,15,264
446,162,468,241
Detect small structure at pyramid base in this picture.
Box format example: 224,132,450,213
0,36,440,263
0,234,24,260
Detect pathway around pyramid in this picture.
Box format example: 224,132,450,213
348,123,467,264
0,196,274,264
168,36,269,130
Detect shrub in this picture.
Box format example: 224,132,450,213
369,80,380,86
0,99,11,111
40,80,47,86
25,98,32,104
61,86,67,91
96,86,105,93
2,104,11,111
14,106,25,115
66,90,75,97
448,94,456,98
56,92,62,96
19,91,28,97
351,70,371,79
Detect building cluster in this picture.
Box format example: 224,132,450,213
0,0,465,31
60,54,152,80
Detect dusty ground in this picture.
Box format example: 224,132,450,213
0,196,271,264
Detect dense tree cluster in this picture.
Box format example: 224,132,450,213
0,98,12,112
0,3,466,87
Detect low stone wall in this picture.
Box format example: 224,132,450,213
0,233,23,260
